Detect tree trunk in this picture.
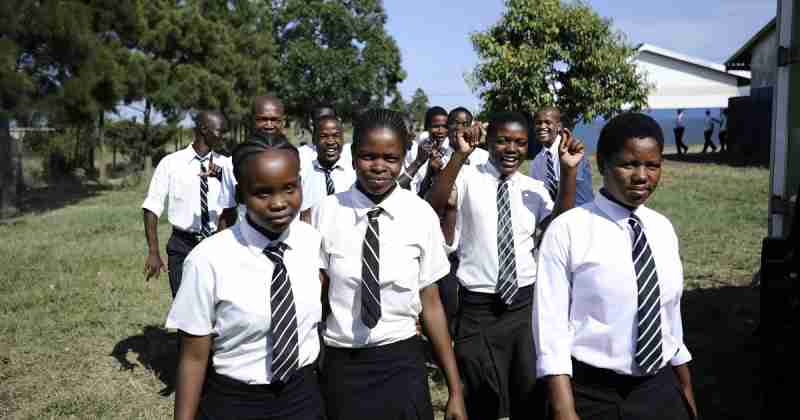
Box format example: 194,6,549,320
0,112,20,218
143,100,153,173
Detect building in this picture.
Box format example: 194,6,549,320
725,18,778,90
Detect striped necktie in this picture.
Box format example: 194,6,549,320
198,157,211,237
361,208,382,328
264,242,299,383
629,214,664,375
544,150,558,201
496,176,518,305
322,166,335,195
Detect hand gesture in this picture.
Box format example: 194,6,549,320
415,138,433,165
199,155,222,179
144,253,166,282
453,122,482,156
430,148,445,172
558,128,585,169
444,392,468,420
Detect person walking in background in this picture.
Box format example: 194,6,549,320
717,109,728,153
702,109,718,153
142,111,236,298
673,109,688,155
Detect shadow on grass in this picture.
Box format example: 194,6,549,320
662,151,768,168
111,325,178,397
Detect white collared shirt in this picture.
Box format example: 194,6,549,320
528,136,594,206
410,142,490,194
165,219,322,384
300,159,356,211
533,192,692,378
142,144,235,232
312,185,451,348
451,163,553,293
298,143,353,177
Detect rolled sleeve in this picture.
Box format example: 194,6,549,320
533,219,573,378
165,252,215,336
142,157,170,217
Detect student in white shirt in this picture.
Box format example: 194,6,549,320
142,111,236,297
717,109,728,152
702,109,717,153
299,116,355,220
429,111,586,420
297,104,338,174
399,106,449,193
312,108,466,420
674,109,688,155
529,107,594,206
534,113,698,420
168,133,326,420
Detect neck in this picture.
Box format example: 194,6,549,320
318,158,339,169
357,181,396,205
192,141,211,158
600,188,637,212
246,214,283,241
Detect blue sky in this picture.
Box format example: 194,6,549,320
384,0,776,112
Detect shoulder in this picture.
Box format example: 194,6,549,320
638,206,677,235
291,220,322,244
185,227,241,266
215,154,233,168
155,149,184,169
517,172,549,193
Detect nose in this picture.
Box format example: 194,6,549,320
268,195,288,211
632,166,647,182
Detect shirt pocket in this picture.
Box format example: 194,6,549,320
383,241,422,292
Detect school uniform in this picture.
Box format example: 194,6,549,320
534,191,693,420
298,143,353,177
702,116,717,153
166,218,325,420
528,135,594,206
410,141,490,196
142,145,236,297
449,162,553,420
300,158,356,212
312,184,451,420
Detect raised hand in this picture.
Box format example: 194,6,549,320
558,128,586,169
199,155,222,179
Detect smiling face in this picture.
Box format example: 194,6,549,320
448,111,472,149
316,118,343,167
601,136,662,208
429,114,448,144
353,127,404,197
253,100,285,134
488,121,528,176
239,150,301,234
533,110,562,147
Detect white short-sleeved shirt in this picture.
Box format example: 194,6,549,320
410,142,490,194
165,219,323,384
704,115,714,131
299,143,353,178
312,185,451,348
528,136,594,206
451,163,554,293
300,159,356,212
534,192,692,378
142,145,235,232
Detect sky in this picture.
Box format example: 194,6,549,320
383,0,777,112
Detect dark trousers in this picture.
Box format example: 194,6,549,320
702,129,717,153
571,359,693,420
673,127,688,154
454,285,545,420
321,337,433,420
198,365,326,420
719,130,727,152
439,255,460,335
166,229,202,297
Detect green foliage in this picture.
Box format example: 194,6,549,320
272,0,406,120
407,88,429,129
470,0,650,127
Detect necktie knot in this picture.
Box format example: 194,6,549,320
367,208,382,221
628,214,642,229
264,242,287,264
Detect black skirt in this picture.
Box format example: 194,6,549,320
321,336,433,420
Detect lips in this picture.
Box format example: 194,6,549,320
266,212,294,225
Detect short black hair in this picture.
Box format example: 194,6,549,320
352,108,409,153
424,106,448,131
448,107,473,125
311,104,336,122
596,113,664,171
232,132,299,183
313,115,342,144
486,111,529,140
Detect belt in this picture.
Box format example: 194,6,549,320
460,284,533,308
172,228,207,244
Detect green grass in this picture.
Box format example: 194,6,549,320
0,152,765,419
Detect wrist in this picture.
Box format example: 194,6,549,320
452,150,471,162
148,249,161,257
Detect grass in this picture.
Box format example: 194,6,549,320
0,148,763,419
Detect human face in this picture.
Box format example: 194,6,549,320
489,122,528,176
429,115,448,144
198,115,226,149
316,119,344,167
533,110,562,147
353,127,404,197
254,102,285,134
448,111,472,149
240,150,301,234
601,137,662,208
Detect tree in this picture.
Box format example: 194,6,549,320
407,88,429,129
272,0,406,121
388,92,408,114
470,0,650,127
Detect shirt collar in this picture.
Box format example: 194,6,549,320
594,189,642,230
480,161,523,185
313,159,344,171
347,182,402,221
240,215,299,254
546,134,562,156
183,143,217,164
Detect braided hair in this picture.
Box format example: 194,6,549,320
423,106,448,131
232,132,299,184
352,108,410,153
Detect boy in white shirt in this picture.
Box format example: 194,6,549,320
299,116,355,221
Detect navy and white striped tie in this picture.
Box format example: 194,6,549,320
198,158,211,238
497,176,518,305
265,242,299,383
544,150,558,201
323,167,335,195
361,208,382,328
629,215,664,375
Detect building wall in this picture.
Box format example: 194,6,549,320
635,51,748,109
750,30,778,89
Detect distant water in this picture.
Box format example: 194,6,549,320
573,108,723,152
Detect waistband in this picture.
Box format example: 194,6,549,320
324,336,423,361
172,227,207,245
460,284,533,310
206,364,316,396
571,358,669,389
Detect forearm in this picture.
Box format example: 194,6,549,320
673,363,697,416
143,210,161,255
174,334,212,420
553,166,577,217
420,286,463,397
429,152,467,214
547,374,578,418
218,207,238,231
